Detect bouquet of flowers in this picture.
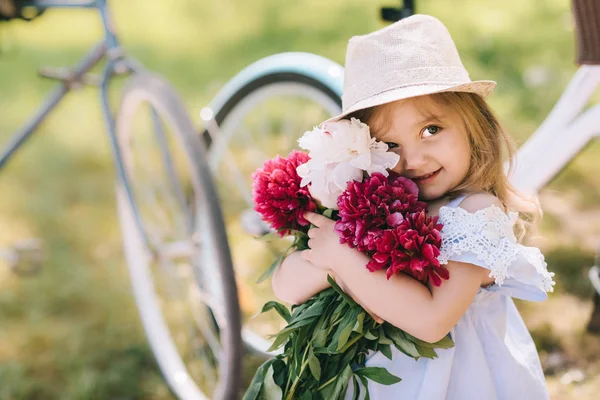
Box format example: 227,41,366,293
244,119,454,400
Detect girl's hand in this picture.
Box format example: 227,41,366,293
302,212,384,324
301,212,348,270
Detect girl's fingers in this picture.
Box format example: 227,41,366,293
304,212,329,228
307,228,318,238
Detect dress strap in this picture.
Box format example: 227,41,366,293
444,193,469,209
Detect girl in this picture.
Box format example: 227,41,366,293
272,14,555,400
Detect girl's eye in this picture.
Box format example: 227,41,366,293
422,125,441,138
385,142,399,149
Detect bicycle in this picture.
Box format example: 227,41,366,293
1,1,247,399
1,0,347,398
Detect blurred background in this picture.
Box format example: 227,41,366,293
0,0,599,398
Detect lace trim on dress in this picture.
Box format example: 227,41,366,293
437,204,555,293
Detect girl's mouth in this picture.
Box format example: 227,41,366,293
413,168,441,184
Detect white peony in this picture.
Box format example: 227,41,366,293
296,118,400,209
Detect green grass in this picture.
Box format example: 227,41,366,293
0,0,599,398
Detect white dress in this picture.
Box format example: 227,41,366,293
345,194,555,400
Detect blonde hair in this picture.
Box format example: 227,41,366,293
346,92,541,241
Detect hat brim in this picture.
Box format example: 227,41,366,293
323,80,496,124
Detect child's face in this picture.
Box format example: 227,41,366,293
370,95,471,201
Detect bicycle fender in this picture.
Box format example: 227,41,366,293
203,52,344,117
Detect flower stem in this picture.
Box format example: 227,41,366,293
316,375,337,391
285,345,310,399
339,333,363,353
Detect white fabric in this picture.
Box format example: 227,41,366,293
345,195,553,400
437,204,555,300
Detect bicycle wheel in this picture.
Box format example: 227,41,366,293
203,71,342,355
114,72,242,399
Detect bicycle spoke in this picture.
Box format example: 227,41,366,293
222,148,254,206
153,252,224,384
151,108,191,228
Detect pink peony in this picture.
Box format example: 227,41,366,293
334,171,427,251
252,150,317,236
366,211,448,285
396,211,448,286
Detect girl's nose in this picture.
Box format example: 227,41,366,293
401,146,427,172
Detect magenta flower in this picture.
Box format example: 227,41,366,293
396,211,448,286
368,211,448,285
252,150,317,236
334,171,427,251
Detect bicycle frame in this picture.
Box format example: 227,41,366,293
0,0,155,246
511,65,600,194
0,0,139,171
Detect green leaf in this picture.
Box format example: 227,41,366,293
353,312,365,334
415,345,437,359
293,231,310,250
307,350,321,381
286,228,309,236
385,326,420,358
327,275,358,307
313,323,328,348
331,364,353,399
256,256,283,284
257,242,299,283
379,344,392,360
328,308,357,352
278,315,319,335
318,377,337,399
403,331,455,349
262,364,284,400
256,301,292,323
323,208,334,219
339,342,359,368
358,375,370,400
354,367,402,386
299,391,313,400
336,315,358,351
267,329,294,352
352,376,361,400
272,358,287,388
291,301,311,319
256,232,281,242
377,326,393,345
364,330,377,341
430,334,455,349
242,359,275,400
294,299,327,322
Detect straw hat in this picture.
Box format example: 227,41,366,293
326,14,496,123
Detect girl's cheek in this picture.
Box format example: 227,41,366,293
388,158,403,174
390,164,404,175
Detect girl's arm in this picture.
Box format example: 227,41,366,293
272,251,385,323
302,194,499,343
272,251,331,305
329,252,487,343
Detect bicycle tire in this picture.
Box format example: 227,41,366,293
115,72,242,400
203,71,341,356
203,71,341,147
